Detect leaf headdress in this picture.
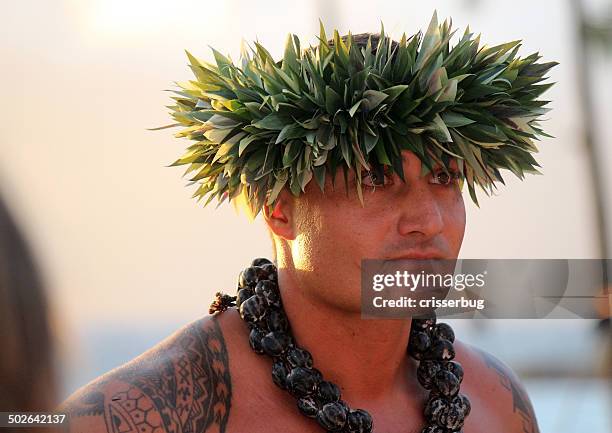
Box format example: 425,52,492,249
155,11,558,218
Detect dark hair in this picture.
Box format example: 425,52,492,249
0,194,55,412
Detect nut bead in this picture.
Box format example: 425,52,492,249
239,294,267,322
238,266,259,289
437,404,465,430
251,257,273,267
260,263,277,281
310,367,323,383
287,367,319,397
248,327,266,354
316,381,341,404
255,279,278,295
271,360,289,389
255,281,281,308
446,361,464,383
426,338,455,361
409,331,432,358
297,396,319,418
412,316,436,331
265,308,289,333
417,360,444,389
452,393,471,417
424,397,448,422
346,409,373,433
261,331,291,357
434,370,460,398
236,287,254,306
316,401,348,431
434,322,455,343
286,347,314,369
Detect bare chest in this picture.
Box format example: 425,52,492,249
226,393,425,433
223,357,512,433
226,395,509,433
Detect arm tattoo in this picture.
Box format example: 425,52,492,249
64,319,232,433
476,348,539,433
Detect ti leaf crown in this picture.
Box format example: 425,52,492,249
154,11,558,218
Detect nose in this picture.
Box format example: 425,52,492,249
395,155,445,240
396,188,444,239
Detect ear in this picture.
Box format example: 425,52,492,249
262,189,297,241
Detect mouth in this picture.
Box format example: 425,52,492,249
388,250,446,260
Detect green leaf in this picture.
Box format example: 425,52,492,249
276,123,308,144
212,140,238,164
416,10,441,70
339,135,352,166
210,47,233,78
238,133,266,157
282,34,301,74
282,140,302,167
363,90,388,111
273,65,301,94
364,133,378,153
313,165,326,191
382,85,409,103
428,114,452,142
374,140,392,165
349,99,365,117
267,171,288,205
451,130,486,179
438,78,458,102
300,168,313,192
253,113,290,130
441,111,476,128
318,19,329,55
325,86,343,114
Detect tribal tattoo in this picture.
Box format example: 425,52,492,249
63,319,232,433
476,348,540,433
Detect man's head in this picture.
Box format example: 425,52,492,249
262,149,466,313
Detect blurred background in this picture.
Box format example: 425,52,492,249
0,0,610,432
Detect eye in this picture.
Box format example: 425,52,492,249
430,168,461,186
361,166,394,187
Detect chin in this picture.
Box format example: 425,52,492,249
323,293,364,315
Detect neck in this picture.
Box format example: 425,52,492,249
277,267,417,402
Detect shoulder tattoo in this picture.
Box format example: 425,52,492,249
476,348,540,433
63,319,232,433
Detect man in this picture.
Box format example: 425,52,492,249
61,150,540,433
62,15,554,432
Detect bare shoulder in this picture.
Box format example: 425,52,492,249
58,315,232,433
453,339,540,433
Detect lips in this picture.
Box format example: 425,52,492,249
389,250,446,260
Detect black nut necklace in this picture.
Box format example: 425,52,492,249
209,258,471,433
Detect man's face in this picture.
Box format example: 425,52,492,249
276,150,466,312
